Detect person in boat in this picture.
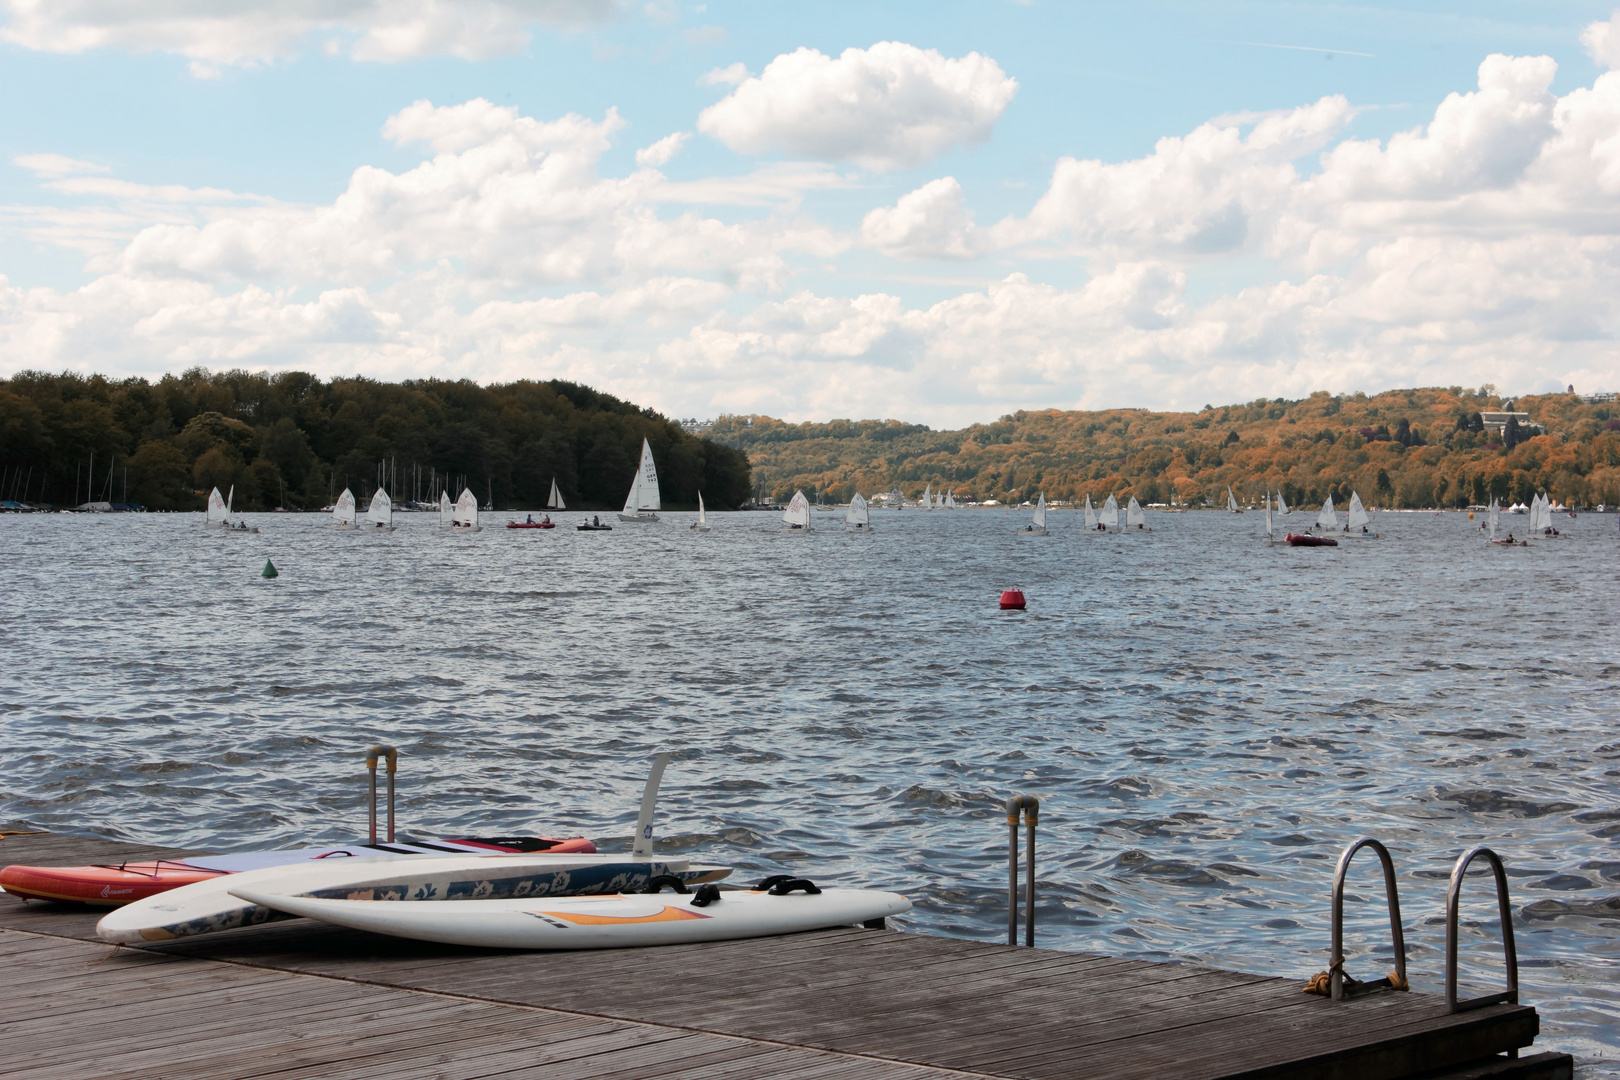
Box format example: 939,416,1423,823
526,514,533,524
592,515,601,527
1361,525,1369,534
542,513,550,524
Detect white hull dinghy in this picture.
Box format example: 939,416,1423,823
1343,491,1379,538
845,492,872,532
1315,496,1338,534
1017,493,1048,536
1125,496,1150,532
782,489,811,532
230,878,910,950
1227,485,1243,513
1083,494,1100,533
368,488,395,531
452,488,481,532
332,488,357,530
618,438,661,523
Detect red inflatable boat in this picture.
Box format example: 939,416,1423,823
0,834,596,906
506,519,555,529
1285,533,1339,547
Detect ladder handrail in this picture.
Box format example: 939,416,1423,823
1006,795,1038,946
1445,846,1519,1013
366,745,398,844
1329,837,1408,1000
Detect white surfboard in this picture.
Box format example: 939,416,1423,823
98,853,727,944
229,884,912,950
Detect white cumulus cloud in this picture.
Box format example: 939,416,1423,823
1583,10,1620,70
635,131,689,167
861,177,984,259
697,41,1017,171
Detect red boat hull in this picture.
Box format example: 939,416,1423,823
506,522,555,529
1285,533,1338,547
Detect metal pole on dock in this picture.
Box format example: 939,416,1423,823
1006,795,1039,946
367,745,398,843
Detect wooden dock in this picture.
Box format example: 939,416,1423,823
0,832,1573,1080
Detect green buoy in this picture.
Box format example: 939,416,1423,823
261,559,278,579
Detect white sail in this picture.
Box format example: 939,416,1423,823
1317,496,1338,531
206,487,227,525
1227,485,1239,512
697,492,707,525
1264,493,1274,540
334,488,356,526
1275,490,1289,515
548,478,565,511
1032,493,1047,529
438,491,453,527
453,488,479,529
1100,493,1119,529
922,483,932,510
1084,494,1097,530
226,484,234,516
783,489,811,529
945,490,957,509
1126,496,1145,529
623,438,661,515
1488,497,1500,540
368,488,392,528
1534,493,1551,532
846,492,869,527
1347,491,1370,530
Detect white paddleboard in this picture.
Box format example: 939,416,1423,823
98,853,728,944
228,885,912,950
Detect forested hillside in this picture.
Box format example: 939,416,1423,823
712,387,1620,509
0,370,752,511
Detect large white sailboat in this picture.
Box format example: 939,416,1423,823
206,486,229,528
437,491,454,529
1315,495,1339,533
1344,491,1378,537
333,488,357,529
547,478,566,512
1099,493,1120,532
691,491,711,533
845,492,872,532
1017,493,1048,536
452,488,481,532
783,489,811,531
367,488,395,531
1125,496,1150,531
619,439,661,522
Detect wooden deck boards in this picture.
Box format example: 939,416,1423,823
0,832,1570,1080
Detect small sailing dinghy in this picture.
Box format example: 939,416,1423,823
1228,485,1242,513
1315,495,1338,533
1125,496,1150,531
944,490,957,509
1017,493,1048,536
367,488,395,531
1264,493,1276,545
782,490,811,531
619,438,661,522
921,483,933,510
205,486,229,528
333,488,357,529
230,878,910,951
845,492,872,532
1344,491,1378,537
452,488,481,532
1275,490,1290,516
1083,494,1099,532
437,491,454,529
1099,493,1120,532
691,491,711,532
547,478,566,513
1485,497,1522,546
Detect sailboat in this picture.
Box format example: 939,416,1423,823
691,492,711,533
1486,497,1520,545
921,483,933,510
367,488,395,531
452,488,481,532
1315,496,1338,533
845,492,872,532
1344,491,1378,537
1275,490,1290,516
618,439,661,523
1083,494,1099,532
1264,493,1276,545
1017,493,1048,536
547,478,566,512
206,486,228,528
1099,493,1120,532
437,491,454,529
944,490,957,509
782,489,811,531
333,488,357,529
1227,485,1242,513
1125,496,1150,531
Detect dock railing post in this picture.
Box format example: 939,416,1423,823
1328,837,1407,1000
366,745,398,844
1005,795,1039,946
1445,846,1518,1015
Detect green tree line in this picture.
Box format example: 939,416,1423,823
0,369,752,512
711,387,1620,509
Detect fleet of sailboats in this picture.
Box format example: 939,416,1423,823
619,439,661,523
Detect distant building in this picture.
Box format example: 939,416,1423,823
1478,410,1543,436
1583,391,1619,404
679,418,715,436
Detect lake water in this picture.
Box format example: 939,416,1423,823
2,507,1617,1071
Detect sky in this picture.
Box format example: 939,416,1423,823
3,1,1620,427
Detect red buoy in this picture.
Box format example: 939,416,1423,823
999,588,1026,610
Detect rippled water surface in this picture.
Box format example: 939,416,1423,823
3,508,1618,1068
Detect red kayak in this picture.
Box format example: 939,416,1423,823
506,521,555,529
1286,533,1338,547
0,834,595,906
